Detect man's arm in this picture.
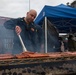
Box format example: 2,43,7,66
4,19,22,35
4,19,17,30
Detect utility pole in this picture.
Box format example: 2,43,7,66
29,0,30,10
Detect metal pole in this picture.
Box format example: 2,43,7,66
29,0,30,10
45,17,47,53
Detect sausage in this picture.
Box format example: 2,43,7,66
0,54,15,60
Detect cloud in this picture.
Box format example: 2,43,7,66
0,0,73,18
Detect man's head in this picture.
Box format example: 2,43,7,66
25,9,37,24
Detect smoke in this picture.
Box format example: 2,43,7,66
0,17,14,54
0,16,61,54
42,19,61,52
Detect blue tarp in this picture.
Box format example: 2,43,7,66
35,4,76,33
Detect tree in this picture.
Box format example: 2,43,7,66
66,0,76,8
70,0,76,8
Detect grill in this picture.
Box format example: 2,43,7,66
0,52,76,75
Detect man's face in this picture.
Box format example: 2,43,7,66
26,10,37,23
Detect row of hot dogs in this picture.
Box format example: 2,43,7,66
0,51,76,60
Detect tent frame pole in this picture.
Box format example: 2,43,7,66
45,17,47,53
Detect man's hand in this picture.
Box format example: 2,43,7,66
15,26,22,35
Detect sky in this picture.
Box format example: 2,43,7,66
0,0,74,18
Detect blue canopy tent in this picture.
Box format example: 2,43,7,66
35,4,76,53
35,4,76,33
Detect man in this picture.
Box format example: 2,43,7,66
68,35,76,51
4,9,43,54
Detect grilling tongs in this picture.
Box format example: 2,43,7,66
18,34,27,52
